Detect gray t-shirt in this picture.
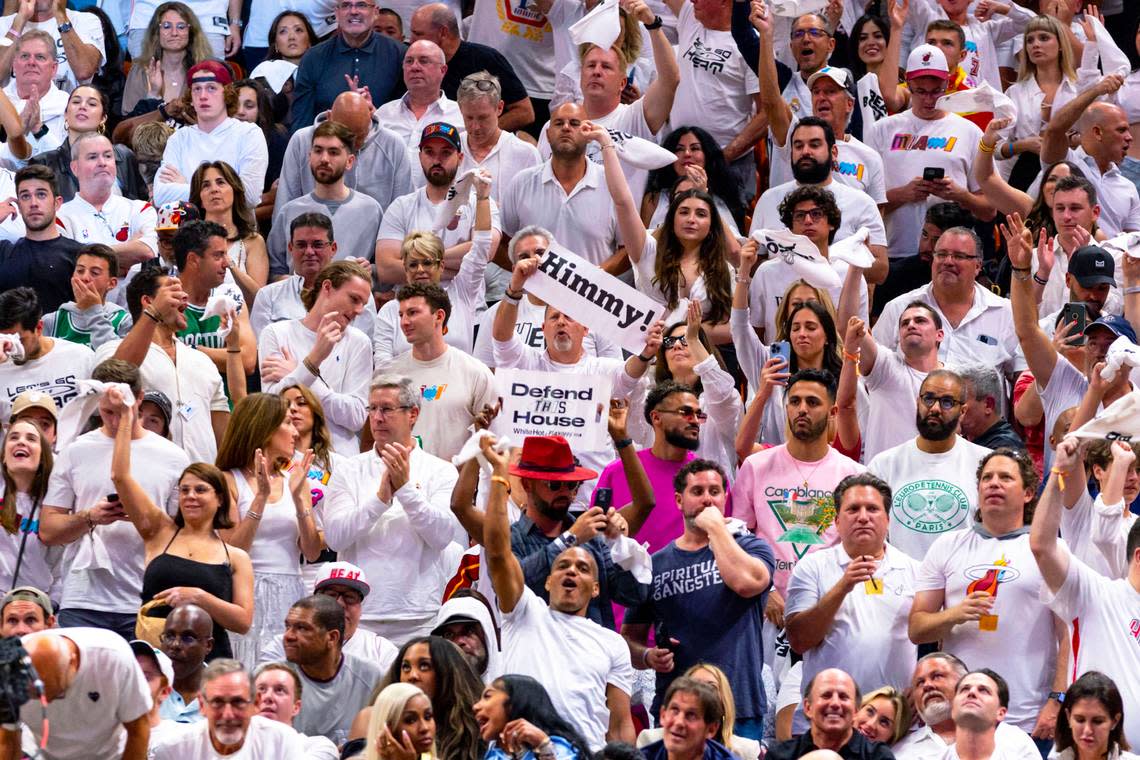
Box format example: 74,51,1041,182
267,190,383,277
294,652,382,746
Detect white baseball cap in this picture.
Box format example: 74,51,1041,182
906,44,949,80
130,640,175,686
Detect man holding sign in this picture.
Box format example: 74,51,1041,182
493,251,663,477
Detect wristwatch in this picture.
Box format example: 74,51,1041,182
559,530,578,548
1048,691,1065,704
644,14,663,29
57,20,73,34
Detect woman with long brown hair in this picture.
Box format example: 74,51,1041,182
191,160,269,304
0,419,59,596
121,1,214,115
215,392,323,667
109,387,253,661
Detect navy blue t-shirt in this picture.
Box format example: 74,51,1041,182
626,533,775,720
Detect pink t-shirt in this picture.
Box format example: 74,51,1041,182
734,444,865,596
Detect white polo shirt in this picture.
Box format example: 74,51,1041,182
873,282,1026,376
785,542,920,695
58,193,158,256
500,159,619,267
377,187,501,252
459,130,542,205
1065,146,1140,237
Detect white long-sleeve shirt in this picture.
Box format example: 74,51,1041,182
153,117,268,207
320,446,462,623
257,319,371,456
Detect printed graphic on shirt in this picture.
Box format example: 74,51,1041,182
653,557,723,601
965,553,1018,595
420,384,448,402
681,38,734,73
49,309,129,346
764,485,836,559
3,375,79,409
894,479,970,534
495,0,551,39
863,90,887,120
888,134,961,152
1129,618,1140,646
834,159,866,182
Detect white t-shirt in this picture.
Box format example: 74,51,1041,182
0,81,67,169
633,234,736,325
670,2,759,149
873,283,1026,377
501,586,634,752
768,128,886,205
376,93,464,184
500,160,619,267
866,436,991,560
892,723,1043,760
917,529,1056,731
19,628,151,760
864,110,983,259
785,542,919,695
1060,490,1116,579
1036,356,1088,473
244,0,337,46
151,715,308,760
1044,554,1140,746
58,193,158,257
0,337,94,420
0,11,106,92
0,491,63,599
258,626,399,674
376,347,498,462
466,0,556,98
258,320,372,457
748,178,887,248
746,245,868,339
46,429,189,614
93,339,228,464
862,347,929,462
248,275,377,340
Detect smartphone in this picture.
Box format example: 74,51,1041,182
1060,302,1088,346
923,167,945,182
771,340,792,367
106,493,119,503
655,622,680,652
595,488,613,510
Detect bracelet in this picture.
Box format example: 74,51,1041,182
158,102,170,120
536,739,557,760
601,144,617,151
978,139,996,154
302,357,322,378
644,14,663,29
1001,141,1015,160
83,510,95,531
491,475,511,493
1124,286,1140,295
1050,466,1067,490
1032,272,1049,286
226,347,242,353
143,309,161,323
246,510,262,521
504,287,524,301
843,350,860,363
1012,269,1031,281
4,28,19,41
614,437,633,450
736,275,751,284
636,352,654,362
642,648,652,667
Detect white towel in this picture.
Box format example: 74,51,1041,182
828,226,876,269
569,0,620,51
608,128,678,170
450,429,513,472
770,0,827,17
607,535,653,584
1069,389,1140,442
750,228,840,289
935,81,1016,122
202,293,239,340
1099,335,1140,382
0,333,24,363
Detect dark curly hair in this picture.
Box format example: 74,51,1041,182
778,185,842,244
646,126,744,227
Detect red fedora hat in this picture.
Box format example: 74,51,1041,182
509,435,598,481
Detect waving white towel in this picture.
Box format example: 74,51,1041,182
607,128,678,170
750,228,840,289
0,333,24,363
1099,335,1140,382
451,429,513,472
1070,388,1140,442
829,227,876,269
569,0,620,50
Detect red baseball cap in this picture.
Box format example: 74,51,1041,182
187,60,233,86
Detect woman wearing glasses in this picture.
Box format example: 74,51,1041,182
122,2,215,115
215,392,324,668
109,386,253,661
627,300,742,473
372,170,494,364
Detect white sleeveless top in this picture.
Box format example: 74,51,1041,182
230,468,301,577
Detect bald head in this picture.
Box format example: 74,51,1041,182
404,40,448,98
547,102,589,160
22,631,78,701
329,92,374,148
1081,101,1132,164
167,604,213,636
162,604,214,679
410,3,459,46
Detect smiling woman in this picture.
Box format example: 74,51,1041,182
0,419,59,600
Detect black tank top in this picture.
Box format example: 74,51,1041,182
141,528,234,661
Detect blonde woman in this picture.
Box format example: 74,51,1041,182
635,663,762,760
854,686,910,745
366,683,437,760
122,1,215,114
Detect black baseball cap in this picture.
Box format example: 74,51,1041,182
1068,245,1115,288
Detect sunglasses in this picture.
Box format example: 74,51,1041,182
662,335,689,350
545,480,583,492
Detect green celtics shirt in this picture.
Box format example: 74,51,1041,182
41,302,133,348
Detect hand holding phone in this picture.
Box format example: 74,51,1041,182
771,340,792,367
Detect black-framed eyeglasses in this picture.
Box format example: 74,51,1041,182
792,28,829,40
160,631,201,646
793,208,826,223
367,404,412,418
662,335,689,350
319,588,364,606
657,406,709,421
545,480,583,492
919,393,961,411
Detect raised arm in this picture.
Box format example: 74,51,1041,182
586,121,647,260
1030,436,1077,592
975,117,1033,217
1041,74,1124,164
492,256,537,342
607,400,655,537
481,435,525,614
880,0,912,114
751,0,792,147
631,0,680,133
835,320,862,454
694,508,771,597
1002,213,1059,387
109,394,173,544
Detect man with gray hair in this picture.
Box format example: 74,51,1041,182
472,224,621,365
958,364,1024,452
873,226,1023,379
377,39,463,173
894,654,1040,760
320,373,463,642
457,72,541,206
150,659,307,758
410,3,535,131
